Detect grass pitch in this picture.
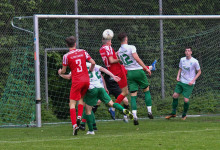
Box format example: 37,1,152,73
0,116,219,150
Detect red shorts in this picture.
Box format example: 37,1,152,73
70,81,90,100
121,65,127,75
116,69,127,89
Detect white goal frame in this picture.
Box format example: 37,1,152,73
34,14,220,127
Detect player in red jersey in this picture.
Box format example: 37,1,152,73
99,38,128,104
58,36,95,136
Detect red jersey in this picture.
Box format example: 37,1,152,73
62,49,91,82
99,45,123,75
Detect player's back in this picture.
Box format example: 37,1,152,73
63,49,90,83
118,44,142,70
86,62,103,89
99,45,122,75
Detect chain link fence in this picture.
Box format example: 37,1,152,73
0,0,220,126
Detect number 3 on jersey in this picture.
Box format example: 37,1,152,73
76,59,82,72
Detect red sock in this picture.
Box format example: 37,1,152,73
82,119,87,123
143,66,149,70
77,104,84,118
115,94,125,104
70,108,76,125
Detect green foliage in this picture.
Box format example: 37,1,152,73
1,0,220,125
0,74,35,125
41,98,57,122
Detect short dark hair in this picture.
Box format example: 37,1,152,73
65,36,76,47
118,32,127,43
185,46,192,51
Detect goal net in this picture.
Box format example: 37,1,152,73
1,16,220,126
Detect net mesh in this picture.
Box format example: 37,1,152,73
0,29,35,126
1,0,220,126
41,18,220,121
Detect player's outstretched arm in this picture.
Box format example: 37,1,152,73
88,58,96,72
101,74,109,94
132,53,151,76
99,67,121,82
108,56,120,64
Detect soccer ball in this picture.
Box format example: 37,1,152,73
102,29,114,40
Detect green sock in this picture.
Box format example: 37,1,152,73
182,102,189,116
171,98,178,114
113,103,124,112
131,96,137,110
86,114,93,132
144,91,152,106
81,107,86,125
91,111,97,128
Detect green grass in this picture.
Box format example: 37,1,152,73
0,116,220,150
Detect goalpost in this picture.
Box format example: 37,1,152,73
34,15,220,127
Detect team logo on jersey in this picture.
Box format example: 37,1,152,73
183,66,190,71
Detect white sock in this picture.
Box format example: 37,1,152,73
147,106,152,113
149,66,152,70
132,110,137,118
111,107,115,111
124,115,127,119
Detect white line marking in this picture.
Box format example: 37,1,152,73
0,128,219,144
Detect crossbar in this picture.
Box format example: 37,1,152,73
35,15,220,19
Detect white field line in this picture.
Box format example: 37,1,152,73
0,128,219,144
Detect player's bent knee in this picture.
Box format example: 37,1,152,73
123,97,128,103
121,86,129,96
184,98,189,103
143,86,149,92
97,100,102,105
172,93,179,98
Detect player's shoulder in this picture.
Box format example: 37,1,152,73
180,57,186,61
128,44,136,48
94,64,102,71
124,44,136,52
76,49,87,53
100,45,112,51
122,44,136,49
191,57,198,61
191,57,199,63
86,62,102,69
63,51,72,57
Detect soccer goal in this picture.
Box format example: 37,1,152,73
2,15,219,127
